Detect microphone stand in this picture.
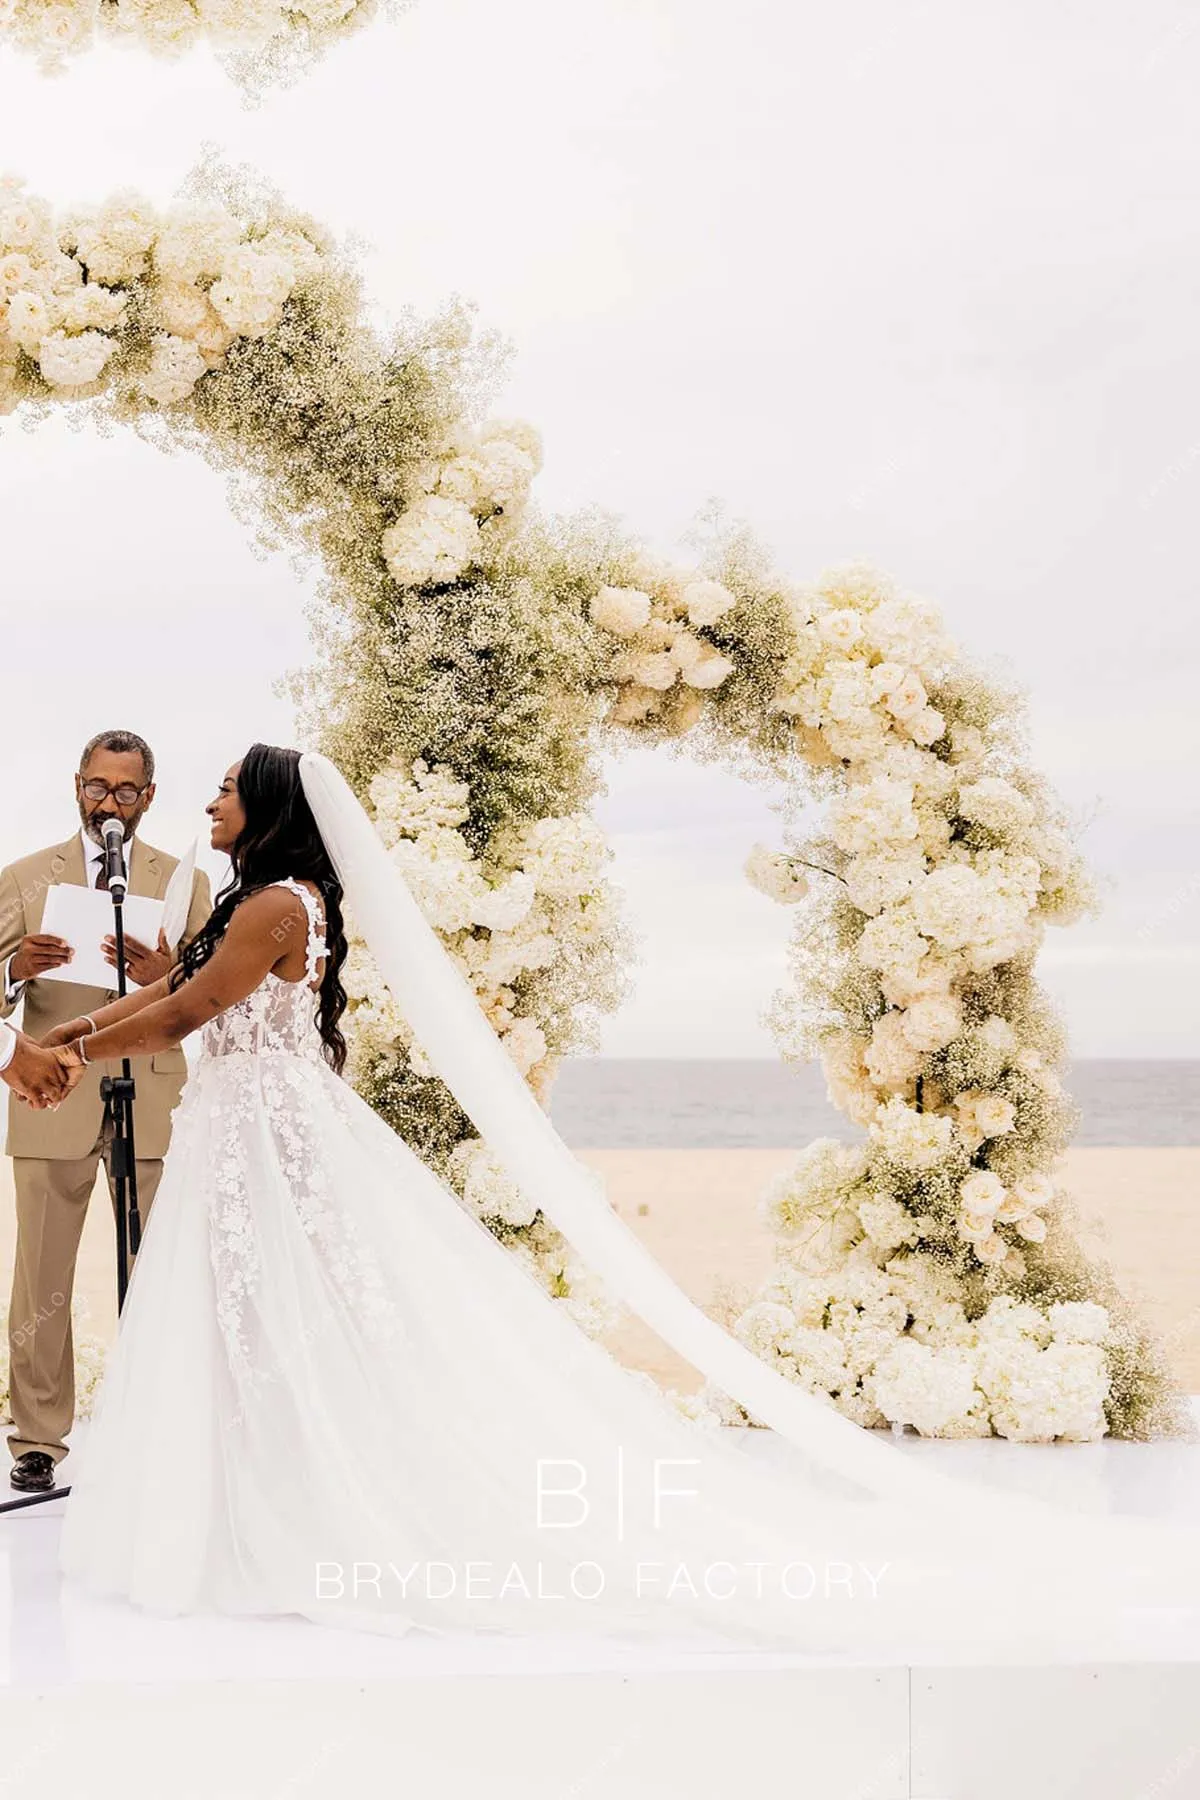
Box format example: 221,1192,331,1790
1,827,140,1514
102,857,142,1310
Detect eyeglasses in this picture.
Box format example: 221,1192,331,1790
81,779,148,807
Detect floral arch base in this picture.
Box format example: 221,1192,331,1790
0,168,1179,1443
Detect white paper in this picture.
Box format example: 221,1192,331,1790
39,885,167,992
161,837,199,950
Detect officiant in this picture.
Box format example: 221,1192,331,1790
0,729,211,1493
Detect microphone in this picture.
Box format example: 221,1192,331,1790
101,817,129,897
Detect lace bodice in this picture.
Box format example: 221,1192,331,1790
199,878,327,1064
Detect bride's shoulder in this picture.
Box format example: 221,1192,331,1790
226,882,310,942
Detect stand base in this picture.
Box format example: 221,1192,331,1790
0,1483,72,1514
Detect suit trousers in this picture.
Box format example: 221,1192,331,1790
7,1121,164,1463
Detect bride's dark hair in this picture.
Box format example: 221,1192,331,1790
169,743,349,1074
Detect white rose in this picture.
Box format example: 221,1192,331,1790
974,1233,1008,1266
908,706,945,746
1015,1214,1047,1243
972,1094,1016,1138
876,668,926,721
959,1170,1005,1218
6,289,53,352
817,607,864,651
1011,1173,1053,1212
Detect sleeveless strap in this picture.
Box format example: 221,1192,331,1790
272,878,325,986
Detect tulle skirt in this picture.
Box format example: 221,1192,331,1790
58,1050,1200,1662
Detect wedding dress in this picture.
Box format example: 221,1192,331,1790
58,759,1200,1661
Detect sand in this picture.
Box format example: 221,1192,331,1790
1,1145,1197,1401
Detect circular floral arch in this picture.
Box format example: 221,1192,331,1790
0,0,407,88
0,168,1176,1443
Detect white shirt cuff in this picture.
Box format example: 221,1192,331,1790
0,1022,16,1073
4,954,24,1005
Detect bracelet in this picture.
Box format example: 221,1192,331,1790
76,1037,90,1066
81,1015,98,1035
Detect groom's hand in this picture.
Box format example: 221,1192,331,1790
103,932,171,986
3,1035,73,1108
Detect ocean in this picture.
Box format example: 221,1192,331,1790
549,1060,1200,1149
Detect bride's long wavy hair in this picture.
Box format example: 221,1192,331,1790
169,743,349,1074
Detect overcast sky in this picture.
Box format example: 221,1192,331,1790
1,0,1197,1056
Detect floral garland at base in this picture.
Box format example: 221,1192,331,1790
0,169,1179,1442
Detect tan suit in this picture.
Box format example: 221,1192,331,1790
0,832,212,1462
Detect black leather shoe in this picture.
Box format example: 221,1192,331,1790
10,1452,57,1492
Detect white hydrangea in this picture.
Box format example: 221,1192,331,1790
869,1097,955,1170
1048,1300,1110,1346
137,331,206,405
681,577,736,626
869,1340,981,1437
371,757,471,840
911,864,986,949
508,814,607,900
209,242,297,337
857,906,926,984
744,845,809,905
864,1012,924,1089
590,584,652,637
437,425,540,518
68,193,158,284
832,776,919,855
671,631,734,689
382,495,481,588
844,845,926,915
958,776,1036,835
976,1338,1109,1443
37,328,115,388
898,991,962,1053
452,1141,538,1229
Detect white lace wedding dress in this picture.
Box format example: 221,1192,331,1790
58,872,1200,1660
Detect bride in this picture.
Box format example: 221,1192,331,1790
41,745,1200,1657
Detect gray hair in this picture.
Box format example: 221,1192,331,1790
79,730,156,785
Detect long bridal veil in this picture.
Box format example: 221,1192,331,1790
299,749,1200,1655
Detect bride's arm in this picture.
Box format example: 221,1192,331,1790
41,974,174,1048
63,887,307,1064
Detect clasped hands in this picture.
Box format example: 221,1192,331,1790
6,1023,92,1110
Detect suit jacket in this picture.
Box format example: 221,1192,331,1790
0,833,212,1160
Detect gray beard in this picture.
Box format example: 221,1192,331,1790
83,816,135,848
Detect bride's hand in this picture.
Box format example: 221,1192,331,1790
53,1043,89,1098
41,1019,93,1050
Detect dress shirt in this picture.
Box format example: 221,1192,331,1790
4,829,135,1004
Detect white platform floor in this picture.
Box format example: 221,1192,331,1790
3,1412,1200,1798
